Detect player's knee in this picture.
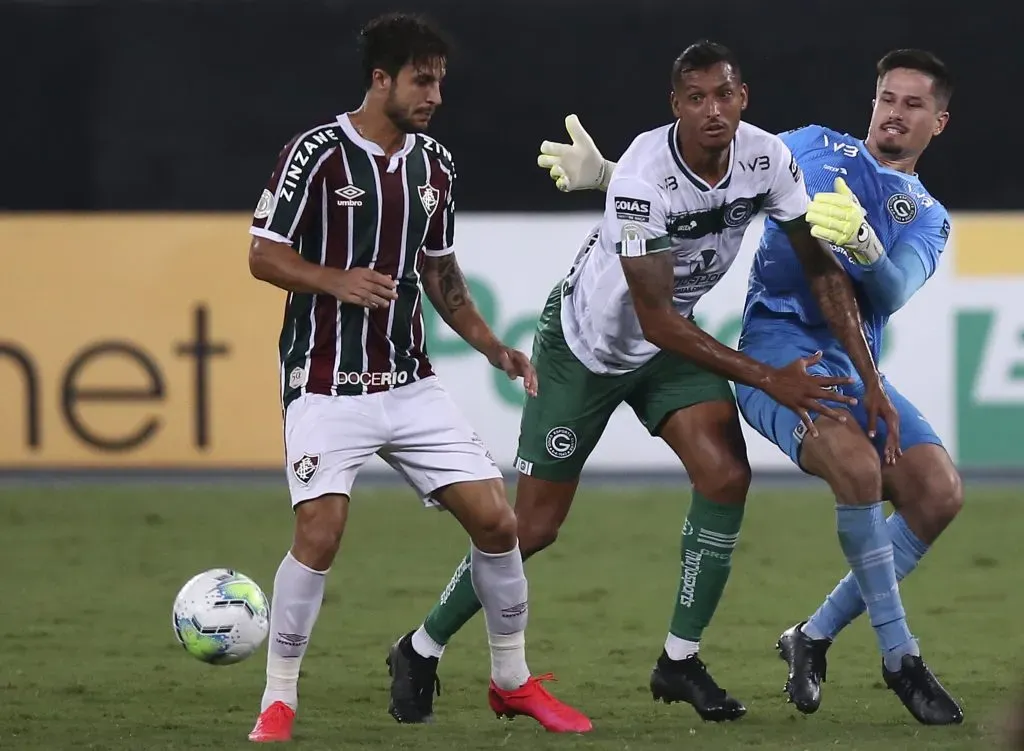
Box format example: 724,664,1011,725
691,453,751,504
511,475,575,557
833,451,882,503
471,499,519,554
293,495,347,569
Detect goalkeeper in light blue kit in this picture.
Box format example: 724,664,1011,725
537,49,964,726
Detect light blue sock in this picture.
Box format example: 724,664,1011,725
804,512,929,641
834,503,918,671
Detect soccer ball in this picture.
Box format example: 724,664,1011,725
172,568,270,665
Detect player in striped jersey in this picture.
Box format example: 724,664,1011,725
245,14,591,742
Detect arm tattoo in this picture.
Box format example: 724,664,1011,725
620,252,674,312
421,252,499,354
427,253,469,318
789,228,878,376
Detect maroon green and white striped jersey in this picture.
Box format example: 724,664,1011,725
250,113,456,407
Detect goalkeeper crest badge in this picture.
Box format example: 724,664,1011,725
887,193,917,224
418,184,440,217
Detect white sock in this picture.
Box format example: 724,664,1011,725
261,551,328,712
489,632,529,691
411,624,445,659
664,634,700,661
470,543,531,691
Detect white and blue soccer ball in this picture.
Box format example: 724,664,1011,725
172,568,270,665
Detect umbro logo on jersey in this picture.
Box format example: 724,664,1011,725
335,184,365,207
614,196,651,223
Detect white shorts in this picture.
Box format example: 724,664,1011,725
283,376,503,507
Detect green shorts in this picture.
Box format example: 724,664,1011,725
514,286,735,481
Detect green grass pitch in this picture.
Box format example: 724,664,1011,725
1,483,1021,750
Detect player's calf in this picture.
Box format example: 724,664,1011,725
386,478,516,726
434,479,591,732
252,494,349,740
650,404,749,722
391,475,582,724
435,480,530,688
800,420,921,673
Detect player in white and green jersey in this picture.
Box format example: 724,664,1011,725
387,40,890,724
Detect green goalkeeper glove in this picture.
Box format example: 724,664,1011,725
806,177,884,264
536,114,617,192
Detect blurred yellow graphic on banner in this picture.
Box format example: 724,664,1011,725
952,213,1024,276
0,215,287,467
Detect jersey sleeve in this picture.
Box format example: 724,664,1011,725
250,132,332,246
897,205,951,280
762,137,810,227
604,175,671,257
424,155,456,257
859,207,949,314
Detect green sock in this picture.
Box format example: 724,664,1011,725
422,554,483,645
669,491,745,642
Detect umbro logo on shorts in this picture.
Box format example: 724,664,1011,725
292,453,320,485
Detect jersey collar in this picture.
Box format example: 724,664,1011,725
668,121,736,192
337,113,417,168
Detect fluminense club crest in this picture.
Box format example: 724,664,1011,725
418,184,440,217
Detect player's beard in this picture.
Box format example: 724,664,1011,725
874,137,906,158
384,93,429,134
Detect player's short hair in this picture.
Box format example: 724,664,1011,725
876,49,953,109
358,12,450,89
672,41,742,87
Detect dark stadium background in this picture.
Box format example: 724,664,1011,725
4,0,1017,212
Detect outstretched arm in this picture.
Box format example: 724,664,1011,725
537,115,618,192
